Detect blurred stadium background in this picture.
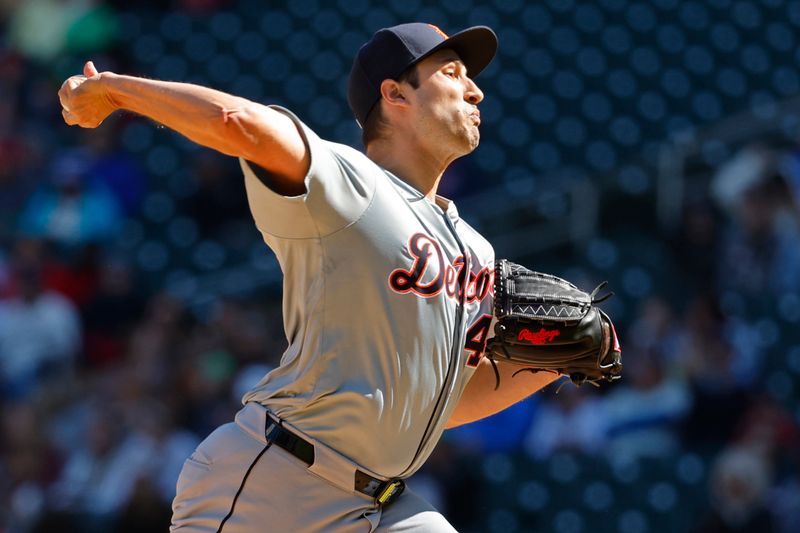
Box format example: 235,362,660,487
2,0,800,532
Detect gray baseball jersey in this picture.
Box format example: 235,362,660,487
240,107,494,479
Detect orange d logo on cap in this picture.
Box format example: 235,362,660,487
427,24,448,39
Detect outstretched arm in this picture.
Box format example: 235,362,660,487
445,358,560,429
58,61,307,195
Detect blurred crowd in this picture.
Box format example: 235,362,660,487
2,1,800,533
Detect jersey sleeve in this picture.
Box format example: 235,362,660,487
240,106,376,240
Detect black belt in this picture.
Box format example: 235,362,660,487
265,420,405,506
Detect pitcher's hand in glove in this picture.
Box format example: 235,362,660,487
487,259,622,390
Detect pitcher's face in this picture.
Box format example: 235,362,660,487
406,50,485,155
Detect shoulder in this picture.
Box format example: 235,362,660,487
270,106,362,161
269,105,387,180
320,137,385,177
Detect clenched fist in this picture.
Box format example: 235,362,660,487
58,61,118,128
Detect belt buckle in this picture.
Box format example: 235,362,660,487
376,479,405,506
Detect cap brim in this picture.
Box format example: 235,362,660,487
414,26,498,78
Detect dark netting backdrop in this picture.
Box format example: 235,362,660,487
1,1,800,532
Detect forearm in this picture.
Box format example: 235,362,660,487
104,73,268,158
60,61,309,191
446,359,560,428
101,73,312,188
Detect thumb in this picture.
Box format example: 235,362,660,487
84,60,99,78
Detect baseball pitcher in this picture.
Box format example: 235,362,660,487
59,22,620,532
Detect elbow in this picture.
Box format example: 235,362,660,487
214,103,308,184
215,102,263,159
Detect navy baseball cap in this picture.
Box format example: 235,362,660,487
347,23,498,127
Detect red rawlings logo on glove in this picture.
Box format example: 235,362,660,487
518,328,560,344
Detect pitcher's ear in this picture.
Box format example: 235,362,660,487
379,79,409,108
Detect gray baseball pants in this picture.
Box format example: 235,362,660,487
170,402,457,532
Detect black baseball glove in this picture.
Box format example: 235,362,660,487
486,259,622,390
